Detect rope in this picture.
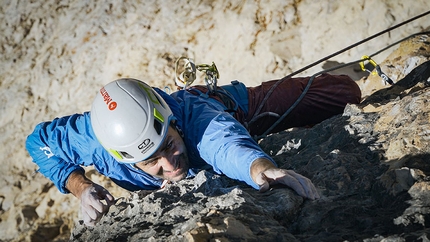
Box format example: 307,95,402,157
252,30,430,140
250,9,430,140
290,10,430,78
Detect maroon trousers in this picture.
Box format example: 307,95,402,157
243,73,362,136
189,73,362,136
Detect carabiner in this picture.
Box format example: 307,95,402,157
359,55,378,75
175,57,197,90
359,55,394,85
174,57,222,90
196,62,219,94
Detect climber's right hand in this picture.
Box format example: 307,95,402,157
80,183,115,226
66,170,115,226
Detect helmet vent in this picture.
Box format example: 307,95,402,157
153,118,162,135
119,151,134,159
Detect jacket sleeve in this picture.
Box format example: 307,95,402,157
172,91,276,190
198,113,276,189
25,112,96,194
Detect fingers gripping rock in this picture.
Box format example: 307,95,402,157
80,184,114,226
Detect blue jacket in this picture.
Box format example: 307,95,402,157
25,86,275,194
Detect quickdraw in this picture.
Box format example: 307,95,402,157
359,55,394,85
175,57,219,94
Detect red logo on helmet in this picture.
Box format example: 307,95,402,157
108,101,117,110
100,87,117,111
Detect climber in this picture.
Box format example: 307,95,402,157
26,74,361,226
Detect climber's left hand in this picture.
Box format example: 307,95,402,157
251,158,320,200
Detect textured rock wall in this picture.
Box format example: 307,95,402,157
0,0,429,241
71,54,430,241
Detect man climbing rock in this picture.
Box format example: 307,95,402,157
26,68,361,226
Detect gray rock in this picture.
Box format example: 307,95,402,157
70,59,430,241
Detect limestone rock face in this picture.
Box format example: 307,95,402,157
71,172,301,241
71,40,430,241
68,56,430,242
1,0,430,241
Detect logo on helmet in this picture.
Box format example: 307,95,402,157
100,87,117,110
138,138,154,154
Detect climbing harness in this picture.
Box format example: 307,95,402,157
172,10,430,141
359,55,394,85
175,57,247,114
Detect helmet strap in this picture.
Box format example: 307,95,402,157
172,122,184,138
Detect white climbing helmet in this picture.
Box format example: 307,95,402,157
90,78,173,163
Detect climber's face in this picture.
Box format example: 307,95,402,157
135,125,189,182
